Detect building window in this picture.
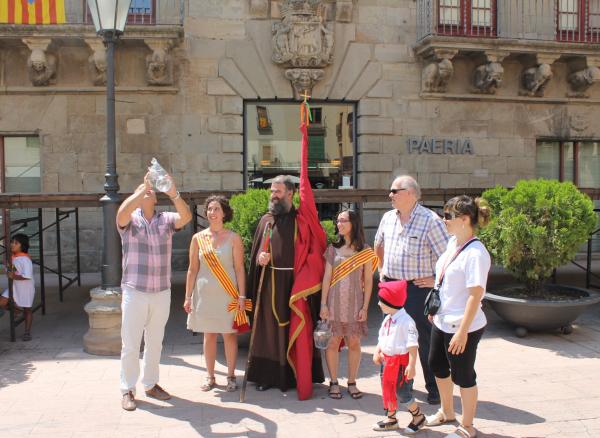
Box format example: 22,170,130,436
557,0,600,42
245,102,356,192
85,0,155,25
438,0,496,36
536,139,600,187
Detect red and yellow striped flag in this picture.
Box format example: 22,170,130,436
0,0,66,25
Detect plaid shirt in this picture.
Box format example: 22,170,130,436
119,209,179,293
374,204,449,281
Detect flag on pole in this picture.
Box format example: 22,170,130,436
286,96,327,400
0,0,66,25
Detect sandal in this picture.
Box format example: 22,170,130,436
22,331,32,342
226,376,237,392
426,409,456,426
347,381,363,399
445,425,477,438
328,381,342,399
200,376,216,392
404,406,426,435
373,413,399,431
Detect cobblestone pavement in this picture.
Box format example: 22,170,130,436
1,269,599,438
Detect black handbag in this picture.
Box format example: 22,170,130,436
424,238,479,317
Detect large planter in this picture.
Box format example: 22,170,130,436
485,285,600,337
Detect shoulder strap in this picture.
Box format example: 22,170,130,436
436,238,479,288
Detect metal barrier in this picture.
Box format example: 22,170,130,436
1,207,81,342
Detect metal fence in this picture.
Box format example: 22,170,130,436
417,0,600,43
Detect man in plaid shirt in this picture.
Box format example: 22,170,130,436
375,175,449,406
117,173,192,411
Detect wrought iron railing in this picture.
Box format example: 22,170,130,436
417,0,600,43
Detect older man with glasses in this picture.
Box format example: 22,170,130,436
374,175,449,406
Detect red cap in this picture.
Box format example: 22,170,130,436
378,280,407,309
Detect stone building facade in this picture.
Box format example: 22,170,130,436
1,0,599,271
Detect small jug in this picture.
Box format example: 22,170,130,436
148,157,172,192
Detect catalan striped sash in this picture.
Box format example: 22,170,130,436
329,247,378,288
197,234,252,333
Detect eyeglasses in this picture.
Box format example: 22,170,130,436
336,218,350,224
443,212,461,220
389,188,407,194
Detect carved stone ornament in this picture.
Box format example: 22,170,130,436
520,63,553,97
23,38,56,87
472,61,504,94
272,0,334,68
85,39,107,86
567,66,600,97
144,40,174,86
285,68,324,97
422,58,454,93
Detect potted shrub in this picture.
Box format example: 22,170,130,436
480,179,600,337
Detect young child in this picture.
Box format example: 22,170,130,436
0,234,35,341
372,280,426,434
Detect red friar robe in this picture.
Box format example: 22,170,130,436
287,121,328,400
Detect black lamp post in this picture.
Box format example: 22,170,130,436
87,0,132,289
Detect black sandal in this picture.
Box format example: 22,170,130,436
22,331,32,342
347,381,363,399
403,406,426,435
373,413,399,431
328,381,342,399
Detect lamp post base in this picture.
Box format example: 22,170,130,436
83,286,122,356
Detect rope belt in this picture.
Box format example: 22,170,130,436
270,266,294,271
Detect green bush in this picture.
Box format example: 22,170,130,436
480,179,598,296
226,189,337,266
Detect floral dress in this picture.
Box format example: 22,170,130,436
324,245,369,338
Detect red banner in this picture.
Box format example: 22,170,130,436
1,0,66,25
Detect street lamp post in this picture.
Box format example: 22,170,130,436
87,0,132,289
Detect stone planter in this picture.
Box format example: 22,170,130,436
83,286,122,355
485,285,600,337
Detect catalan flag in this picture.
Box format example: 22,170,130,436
0,0,66,25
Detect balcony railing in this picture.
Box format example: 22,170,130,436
417,0,600,43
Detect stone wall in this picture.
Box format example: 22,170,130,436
1,0,599,270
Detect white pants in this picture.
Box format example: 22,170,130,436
120,287,171,395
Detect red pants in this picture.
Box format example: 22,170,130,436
381,353,409,411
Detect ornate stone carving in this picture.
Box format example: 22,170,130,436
23,38,56,86
272,0,334,68
422,59,454,93
567,66,600,97
144,40,174,86
285,68,324,97
520,64,553,97
472,62,504,94
85,39,107,86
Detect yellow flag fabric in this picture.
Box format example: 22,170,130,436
0,0,66,25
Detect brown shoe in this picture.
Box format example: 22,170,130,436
145,384,171,401
121,391,136,411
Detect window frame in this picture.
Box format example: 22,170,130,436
437,0,497,37
556,0,600,42
537,139,600,189
242,100,358,190
84,0,156,26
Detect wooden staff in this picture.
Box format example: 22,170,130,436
240,222,272,402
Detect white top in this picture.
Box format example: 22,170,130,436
377,308,419,356
433,236,491,334
1,255,35,308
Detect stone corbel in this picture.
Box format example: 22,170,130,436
472,51,509,94
421,49,457,93
285,68,324,98
143,39,175,86
519,54,558,97
567,56,600,98
85,39,107,86
22,38,56,86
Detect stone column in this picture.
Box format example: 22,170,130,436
83,286,122,356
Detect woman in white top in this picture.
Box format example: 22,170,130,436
425,196,491,438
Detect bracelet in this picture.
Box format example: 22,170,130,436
320,303,327,308
170,191,181,201
184,296,191,300
239,295,246,299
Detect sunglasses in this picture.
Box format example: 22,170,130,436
389,188,407,194
336,218,350,224
443,212,461,220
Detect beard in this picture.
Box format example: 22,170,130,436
269,198,290,215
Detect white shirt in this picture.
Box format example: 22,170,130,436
433,236,491,334
2,255,35,308
377,308,419,356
